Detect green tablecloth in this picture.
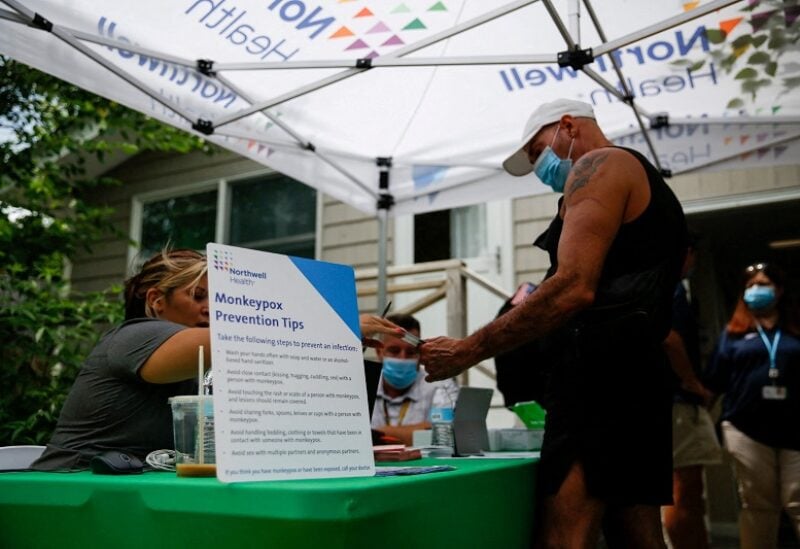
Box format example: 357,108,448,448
0,457,536,549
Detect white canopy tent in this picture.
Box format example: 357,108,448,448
2,0,798,310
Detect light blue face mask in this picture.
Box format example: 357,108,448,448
744,284,776,311
532,127,574,193
382,357,419,390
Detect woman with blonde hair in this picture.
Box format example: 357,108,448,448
705,262,800,547
33,249,213,470
33,248,402,470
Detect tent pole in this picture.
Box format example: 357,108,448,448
568,0,581,46
376,158,394,315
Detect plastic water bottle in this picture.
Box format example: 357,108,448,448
430,386,455,453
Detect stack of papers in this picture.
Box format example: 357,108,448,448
375,465,455,477
373,444,422,462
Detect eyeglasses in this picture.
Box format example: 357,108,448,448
745,262,768,274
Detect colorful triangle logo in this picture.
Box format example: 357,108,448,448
719,17,743,35
382,35,405,46
403,18,427,30
368,21,391,34
330,26,355,38
346,38,370,50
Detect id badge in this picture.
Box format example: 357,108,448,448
762,386,787,400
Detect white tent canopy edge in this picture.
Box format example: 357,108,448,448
1,0,798,311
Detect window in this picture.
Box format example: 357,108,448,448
140,190,217,260
413,204,487,263
228,175,316,258
132,173,317,269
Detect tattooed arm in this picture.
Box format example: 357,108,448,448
421,147,648,381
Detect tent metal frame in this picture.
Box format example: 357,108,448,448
4,0,791,311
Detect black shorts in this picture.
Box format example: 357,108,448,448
538,314,674,506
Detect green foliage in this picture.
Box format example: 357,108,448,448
0,56,210,445
700,0,800,103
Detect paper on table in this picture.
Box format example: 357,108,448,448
374,465,455,476
471,451,541,459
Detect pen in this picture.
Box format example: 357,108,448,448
380,301,392,318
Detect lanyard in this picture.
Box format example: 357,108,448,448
755,323,782,376
383,399,411,426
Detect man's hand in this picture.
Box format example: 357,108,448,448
420,336,477,381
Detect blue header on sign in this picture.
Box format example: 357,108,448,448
289,256,360,340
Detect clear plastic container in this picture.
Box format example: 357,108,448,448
169,395,216,477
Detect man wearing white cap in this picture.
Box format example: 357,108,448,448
421,99,688,548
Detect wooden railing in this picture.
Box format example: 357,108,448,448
355,259,511,385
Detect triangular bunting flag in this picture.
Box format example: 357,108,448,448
724,137,733,146
338,0,356,3
750,9,777,32
772,106,782,114
346,38,370,50
429,1,447,11
773,131,786,138
330,26,355,38
257,144,267,154
682,1,699,11
355,7,374,18
247,140,256,150
719,17,743,35
392,3,411,13
740,152,753,160
403,18,427,30
740,135,750,145
756,133,769,143
382,34,405,46
786,5,800,26
368,22,391,33
774,146,788,159
365,50,380,59
757,147,770,159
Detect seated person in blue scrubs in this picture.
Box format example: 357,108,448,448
371,314,459,446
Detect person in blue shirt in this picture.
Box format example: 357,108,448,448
705,262,800,548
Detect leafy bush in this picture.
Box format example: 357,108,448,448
0,266,123,445
0,56,208,445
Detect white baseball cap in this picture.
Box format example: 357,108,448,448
502,99,596,176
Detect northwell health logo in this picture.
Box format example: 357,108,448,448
212,250,268,281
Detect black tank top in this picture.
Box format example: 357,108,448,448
534,146,688,341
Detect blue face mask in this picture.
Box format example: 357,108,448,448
382,357,419,389
532,128,574,193
744,284,776,311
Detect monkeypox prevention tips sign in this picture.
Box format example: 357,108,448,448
207,243,374,482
